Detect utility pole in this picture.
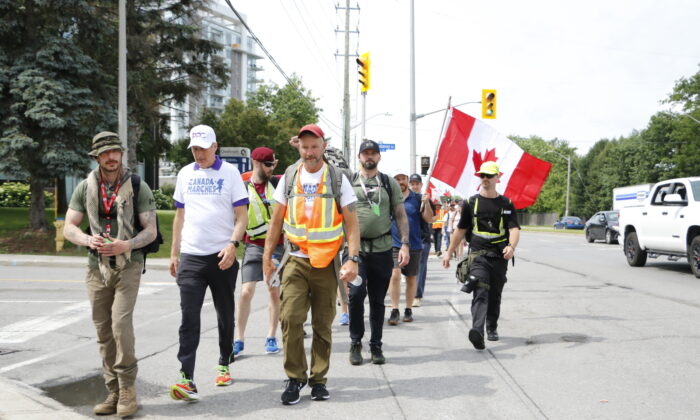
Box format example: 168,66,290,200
335,2,359,159
409,0,417,174
119,0,127,164
565,155,571,217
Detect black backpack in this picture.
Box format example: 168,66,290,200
131,174,164,272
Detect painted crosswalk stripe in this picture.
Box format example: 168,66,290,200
0,286,161,344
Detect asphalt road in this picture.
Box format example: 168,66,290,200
1,232,699,419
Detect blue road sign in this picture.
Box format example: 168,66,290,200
378,143,395,152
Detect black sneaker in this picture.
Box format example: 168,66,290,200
388,309,400,326
403,308,413,322
487,329,499,341
281,378,306,405
469,328,485,350
370,346,385,365
349,342,363,365
310,383,330,401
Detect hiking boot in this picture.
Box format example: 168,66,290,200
487,329,499,341
233,339,244,356
370,346,386,365
469,328,486,350
349,342,363,365
170,372,199,402
387,308,400,325
116,386,137,418
403,308,414,322
215,365,232,386
93,391,119,415
311,383,330,401
265,337,280,354
281,378,306,405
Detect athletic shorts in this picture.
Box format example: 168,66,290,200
392,247,422,277
241,243,284,283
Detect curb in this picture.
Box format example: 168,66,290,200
0,376,91,419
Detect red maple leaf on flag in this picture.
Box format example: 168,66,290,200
473,148,499,176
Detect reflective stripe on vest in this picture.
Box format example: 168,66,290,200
471,196,508,243
246,181,275,240
283,164,344,268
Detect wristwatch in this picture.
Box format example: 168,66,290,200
230,240,240,248
349,255,360,263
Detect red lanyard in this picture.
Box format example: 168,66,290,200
100,177,121,235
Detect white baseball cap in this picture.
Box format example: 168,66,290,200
390,169,409,179
188,125,216,149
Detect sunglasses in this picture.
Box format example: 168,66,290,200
262,161,276,167
479,173,496,179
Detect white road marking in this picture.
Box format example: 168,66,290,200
0,286,161,344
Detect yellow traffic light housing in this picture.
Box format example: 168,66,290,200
482,89,497,119
356,52,371,93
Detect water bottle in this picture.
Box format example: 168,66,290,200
350,275,363,287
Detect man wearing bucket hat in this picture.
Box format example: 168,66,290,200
442,161,520,350
63,131,158,417
169,124,249,402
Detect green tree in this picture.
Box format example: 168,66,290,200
0,0,115,230
168,77,319,172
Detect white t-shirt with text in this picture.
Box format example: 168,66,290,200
174,159,248,255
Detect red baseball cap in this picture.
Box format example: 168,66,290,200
251,147,275,162
298,124,325,139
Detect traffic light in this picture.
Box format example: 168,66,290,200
482,89,497,119
356,52,370,93
421,156,430,175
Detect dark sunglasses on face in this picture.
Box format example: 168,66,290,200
479,173,496,179
262,161,275,167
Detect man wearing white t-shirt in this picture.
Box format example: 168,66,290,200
263,124,360,405
168,125,249,402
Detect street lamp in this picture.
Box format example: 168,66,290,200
545,150,571,217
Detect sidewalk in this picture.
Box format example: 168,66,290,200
0,253,171,270
0,376,91,420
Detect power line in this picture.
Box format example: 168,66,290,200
222,0,341,136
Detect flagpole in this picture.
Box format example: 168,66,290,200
423,96,452,195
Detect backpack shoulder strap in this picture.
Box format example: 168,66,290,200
326,163,343,213
283,164,299,200
379,172,394,219
131,174,141,230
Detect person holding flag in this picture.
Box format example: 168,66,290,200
442,161,520,350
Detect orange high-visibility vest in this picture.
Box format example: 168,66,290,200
283,164,344,268
433,208,447,229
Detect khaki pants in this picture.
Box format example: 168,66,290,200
280,256,337,385
86,260,142,392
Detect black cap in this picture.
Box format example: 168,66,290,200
358,139,380,154
409,173,422,183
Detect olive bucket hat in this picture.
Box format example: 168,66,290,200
89,131,125,157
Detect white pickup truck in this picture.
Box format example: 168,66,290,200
619,177,700,278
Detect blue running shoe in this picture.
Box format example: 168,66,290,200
265,337,280,354
233,340,244,356
339,312,349,326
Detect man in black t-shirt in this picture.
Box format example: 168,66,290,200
442,161,520,350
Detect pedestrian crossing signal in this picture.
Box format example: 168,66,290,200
482,89,496,119
356,52,371,93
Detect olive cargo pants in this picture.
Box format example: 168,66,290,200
280,256,338,385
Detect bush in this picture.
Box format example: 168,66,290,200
0,182,53,207
153,189,174,210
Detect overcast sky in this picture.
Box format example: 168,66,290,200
228,0,700,172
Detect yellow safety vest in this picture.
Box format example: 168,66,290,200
246,181,275,241
471,196,508,244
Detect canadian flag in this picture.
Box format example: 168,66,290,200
430,108,552,209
